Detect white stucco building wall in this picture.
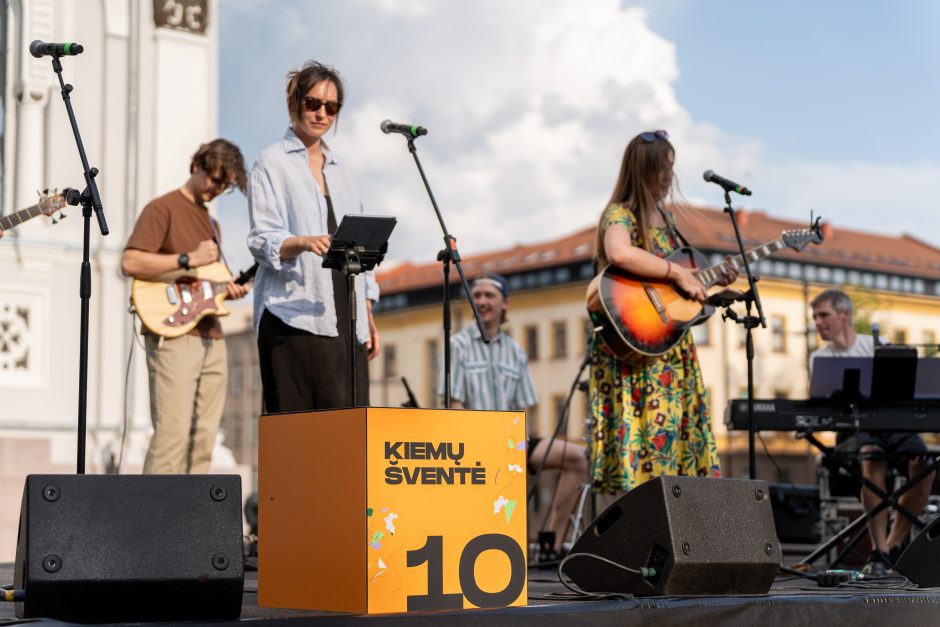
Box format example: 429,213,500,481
0,0,247,561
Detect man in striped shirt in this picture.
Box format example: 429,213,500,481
445,272,588,558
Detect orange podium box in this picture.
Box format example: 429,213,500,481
258,407,528,614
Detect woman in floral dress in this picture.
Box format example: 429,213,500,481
587,130,736,493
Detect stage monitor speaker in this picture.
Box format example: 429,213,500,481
895,515,940,587
562,476,780,596
14,474,244,622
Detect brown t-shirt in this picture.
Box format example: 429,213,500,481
125,189,224,339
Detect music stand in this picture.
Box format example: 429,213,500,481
322,214,397,407
871,346,918,402
798,347,933,568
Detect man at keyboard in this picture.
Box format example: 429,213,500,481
810,289,934,575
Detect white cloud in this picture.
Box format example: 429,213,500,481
218,1,940,274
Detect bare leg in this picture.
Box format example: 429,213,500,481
530,438,589,554
860,448,889,554
886,458,934,551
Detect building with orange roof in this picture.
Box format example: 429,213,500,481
371,204,940,481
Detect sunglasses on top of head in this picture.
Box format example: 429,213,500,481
304,97,342,116
640,130,669,143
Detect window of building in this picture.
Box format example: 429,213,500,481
384,344,398,379
807,327,819,351
553,394,567,428
832,268,846,284
923,331,936,356
772,315,786,352
525,325,539,361
552,321,567,359
426,338,439,407
691,320,710,346
526,403,539,433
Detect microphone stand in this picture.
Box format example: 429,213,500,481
46,53,110,474
720,191,764,480
398,136,488,408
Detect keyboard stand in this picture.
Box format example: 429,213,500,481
796,430,940,567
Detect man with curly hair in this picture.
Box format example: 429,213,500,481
122,139,249,474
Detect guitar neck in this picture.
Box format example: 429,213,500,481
0,204,45,231
694,238,787,287
210,262,259,295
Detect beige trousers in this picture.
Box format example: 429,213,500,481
143,334,227,474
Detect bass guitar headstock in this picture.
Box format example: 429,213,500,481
782,214,824,251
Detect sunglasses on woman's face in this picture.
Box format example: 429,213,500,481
304,97,342,116
640,130,669,143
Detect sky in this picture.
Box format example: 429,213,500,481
217,0,940,274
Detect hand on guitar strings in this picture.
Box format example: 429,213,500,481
715,256,739,286
670,263,707,302
225,281,250,300
190,239,220,267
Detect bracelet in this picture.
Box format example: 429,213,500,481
663,260,673,279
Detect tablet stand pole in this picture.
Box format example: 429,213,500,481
323,225,391,407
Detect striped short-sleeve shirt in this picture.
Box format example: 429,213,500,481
443,325,538,411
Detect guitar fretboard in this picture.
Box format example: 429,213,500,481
0,204,45,231
694,238,787,287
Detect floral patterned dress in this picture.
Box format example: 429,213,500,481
589,204,721,493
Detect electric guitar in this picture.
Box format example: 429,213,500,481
131,261,259,338
595,223,823,364
0,191,67,230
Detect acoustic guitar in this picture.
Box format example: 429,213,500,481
131,261,258,338
595,224,823,364
1,190,67,230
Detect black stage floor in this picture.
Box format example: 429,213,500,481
3,563,940,626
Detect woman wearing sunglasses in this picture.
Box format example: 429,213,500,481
248,61,380,412
586,130,735,494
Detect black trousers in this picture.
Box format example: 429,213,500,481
257,309,369,413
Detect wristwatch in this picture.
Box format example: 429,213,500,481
178,252,191,270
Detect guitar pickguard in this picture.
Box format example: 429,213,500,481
161,277,221,328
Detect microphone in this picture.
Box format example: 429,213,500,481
30,40,84,58
381,119,428,138
703,170,752,196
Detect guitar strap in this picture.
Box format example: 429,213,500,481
657,205,692,248
208,215,234,275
